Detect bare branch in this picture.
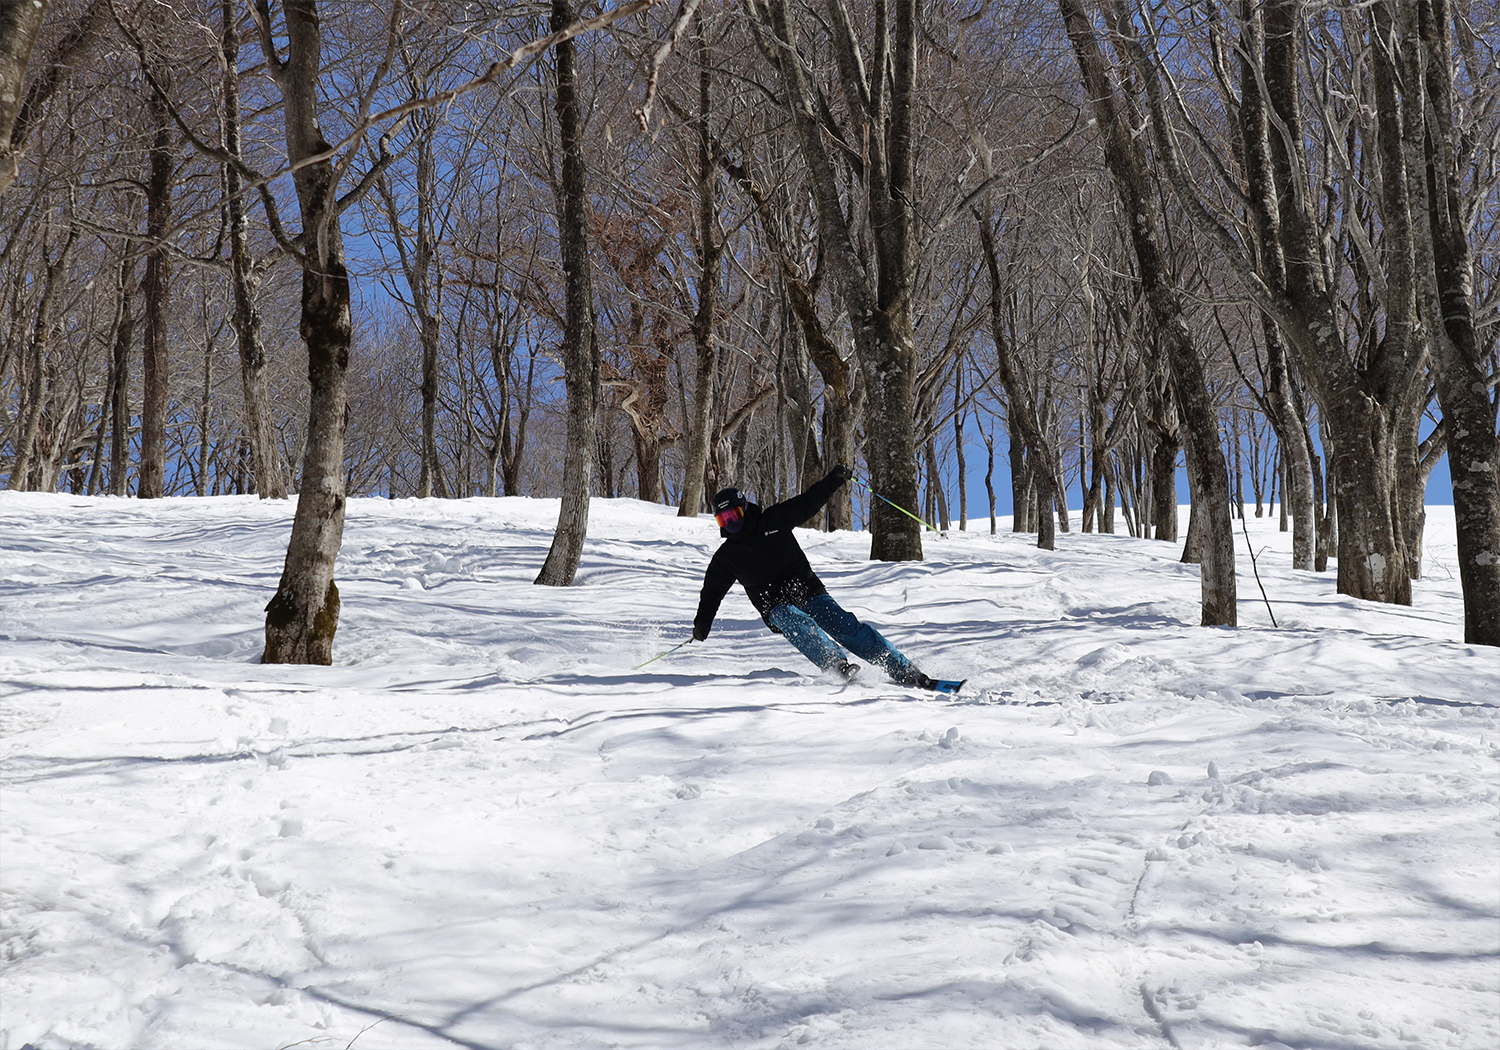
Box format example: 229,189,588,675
636,0,703,130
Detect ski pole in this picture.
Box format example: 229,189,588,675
851,474,943,533
633,639,691,669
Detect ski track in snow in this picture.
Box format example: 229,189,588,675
1,493,1496,1050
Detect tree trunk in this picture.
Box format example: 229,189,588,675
1274,355,1317,569
954,376,968,531
87,330,119,494
1277,451,1288,531
1313,429,1332,572
1256,0,1410,604
1182,440,1205,564
1368,0,1430,585
260,0,353,665
88,237,132,494
677,305,716,516
1009,436,1030,536
196,317,214,497
1322,389,1409,603
137,68,174,500
981,421,997,534
633,429,665,503
109,246,135,496
1146,383,1180,543
1392,389,1427,580
1102,460,1117,534
678,20,719,520
221,0,286,499
925,436,950,531
499,340,533,497
375,101,446,500
1,0,108,198
417,312,444,498
1414,0,1500,645
535,0,599,587
0,0,48,196
8,226,76,490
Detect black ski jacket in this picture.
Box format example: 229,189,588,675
693,471,849,639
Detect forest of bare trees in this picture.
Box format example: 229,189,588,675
2,0,1497,658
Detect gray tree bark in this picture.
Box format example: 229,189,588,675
1,0,108,196
677,18,719,520
87,242,134,494
0,0,48,196
1412,0,1500,645
137,62,175,500
220,0,286,499
535,0,600,587
109,231,136,496
258,0,354,664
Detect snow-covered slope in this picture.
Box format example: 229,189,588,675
1,493,1495,1050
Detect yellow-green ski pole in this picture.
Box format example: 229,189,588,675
851,475,943,533
633,639,691,669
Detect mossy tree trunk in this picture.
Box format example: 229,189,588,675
258,0,353,664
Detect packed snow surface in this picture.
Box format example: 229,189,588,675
1,493,1496,1050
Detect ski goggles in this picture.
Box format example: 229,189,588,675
714,505,745,529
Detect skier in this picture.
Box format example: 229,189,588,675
691,465,952,690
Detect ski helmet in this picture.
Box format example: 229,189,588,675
711,487,747,514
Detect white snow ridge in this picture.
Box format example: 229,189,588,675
1,493,1496,1050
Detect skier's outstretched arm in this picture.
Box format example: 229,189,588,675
762,465,852,530
693,549,735,640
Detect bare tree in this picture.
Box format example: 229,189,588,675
978,210,1062,550
136,51,175,499
711,130,856,529
1059,0,1237,625
370,33,473,501
1113,0,1416,606
7,215,77,489
595,206,680,503
219,0,287,498
1215,0,1317,570
255,0,363,663
535,0,601,586
677,14,720,519
747,0,924,562
1408,0,1500,644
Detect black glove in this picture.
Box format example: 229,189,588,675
829,463,853,484
692,623,709,642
